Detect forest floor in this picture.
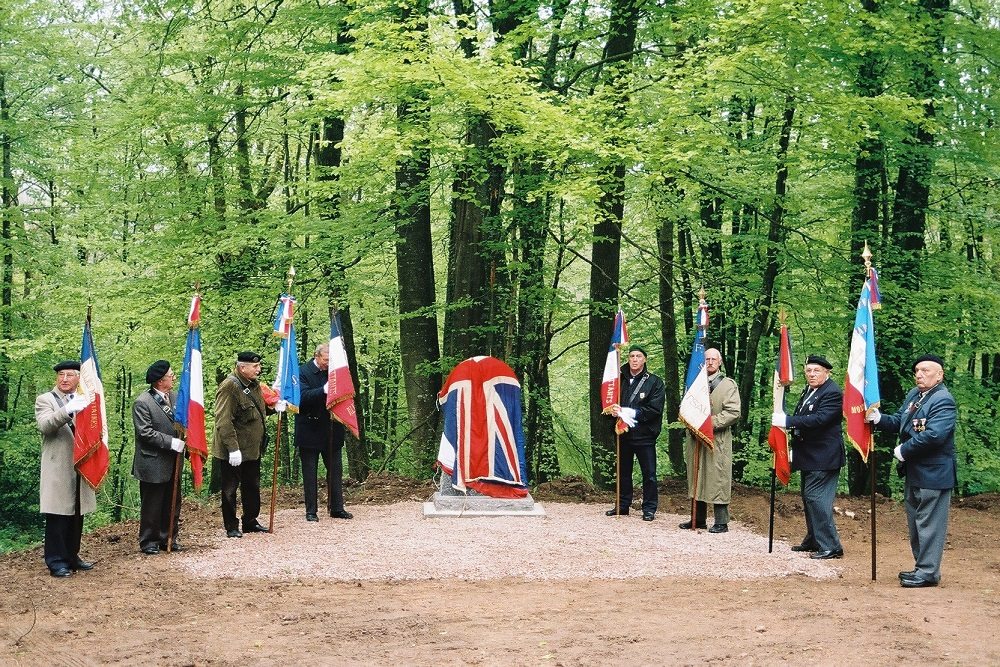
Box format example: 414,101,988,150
2,474,999,666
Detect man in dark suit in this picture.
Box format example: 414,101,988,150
772,354,845,560
132,360,186,554
870,354,957,588
605,344,665,521
295,343,352,521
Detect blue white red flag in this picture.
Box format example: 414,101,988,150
843,266,881,462
272,324,301,414
679,297,714,448
326,311,359,437
767,321,794,484
600,308,629,433
174,295,208,490
74,318,109,489
436,356,528,498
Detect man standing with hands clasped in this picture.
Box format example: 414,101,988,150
132,360,186,555
772,354,845,560
869,354,957,588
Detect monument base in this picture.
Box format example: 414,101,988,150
423,492,546,517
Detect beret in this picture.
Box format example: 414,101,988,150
146,360,171,384
628,344,648,357
237,351,262,363
53,360,81,372
805,354,833,370
912,354,945,372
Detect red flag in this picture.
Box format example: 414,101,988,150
327,311,359,438
174,295,208,490
767,322,794,485
74,318,110,489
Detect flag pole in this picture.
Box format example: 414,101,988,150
768,309,786,552
862,243,878,581
327,304,337,518
75,306,93,534
615,304,622,517
689,289,707,530
167,284,198,553
268,266,295,534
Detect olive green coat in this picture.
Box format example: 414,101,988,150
685,373,741,503
211,373,268,461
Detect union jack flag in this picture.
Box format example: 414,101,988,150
436,356,528,498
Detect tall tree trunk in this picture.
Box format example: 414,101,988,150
588,0,640,489
656,180,684,474
0,72,12,421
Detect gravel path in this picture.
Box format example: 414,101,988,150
176,501,839,581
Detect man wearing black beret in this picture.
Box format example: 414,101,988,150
772,354,846,559
212,351,271,537
131,360,186,554
868,354,957,587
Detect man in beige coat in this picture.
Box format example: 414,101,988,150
35,360,95,577
681,347,742,533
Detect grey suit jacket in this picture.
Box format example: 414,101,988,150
132,389,179,484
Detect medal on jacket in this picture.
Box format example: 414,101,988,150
912,418,927,433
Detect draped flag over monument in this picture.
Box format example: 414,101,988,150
74,317,109,489
767,320,795,485
174,294,207,490
327,311,359,438
436,356,529,498
843,261,882,462
679,295,714,448
600,308,629,433
271,294,300,413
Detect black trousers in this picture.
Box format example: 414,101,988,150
300,446,346,515
44,513,84,571
138,476,181,550
220,458,262,531
616,440,658,514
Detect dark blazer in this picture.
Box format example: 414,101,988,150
874,384,957,490
787,378,845,472
619,364,665,446
294,360,344,451
132,389,179,484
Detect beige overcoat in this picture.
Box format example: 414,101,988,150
35,389,98,515
685,373,741,503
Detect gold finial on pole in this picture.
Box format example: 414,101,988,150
778,308,787,325
862,241,873,271
286,265,296,294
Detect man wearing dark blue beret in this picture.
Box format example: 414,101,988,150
868,354,957,587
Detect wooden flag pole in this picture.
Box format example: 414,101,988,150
861,244,878,581
268,267,295,534
768,467,777,553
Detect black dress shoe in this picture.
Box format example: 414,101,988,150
605,508,629,516
74,559,94,571
900,574,938,588
50,567,73,578
642,512,655,521
791,544,819,552
332,510,353,520
226,529,243,538
678,520,707,529
242,522,269,533
898,569,918,580
708,524,728,534
810,549,844,560
306,513,319,522
141,545,160,555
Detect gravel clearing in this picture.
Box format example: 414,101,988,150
176,501,840,582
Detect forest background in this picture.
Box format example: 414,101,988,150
1,0,998,551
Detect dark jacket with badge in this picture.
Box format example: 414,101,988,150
874,384,957,490
787,378,845,472
212,373,268,461
619,364,665,446
294,359,345,451
132,389,180,484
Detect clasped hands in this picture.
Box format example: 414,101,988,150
609,404,637,428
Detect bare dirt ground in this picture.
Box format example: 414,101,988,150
2,474,999,666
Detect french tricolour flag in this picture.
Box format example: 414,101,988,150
326,311,359,438
174,295,207,490
74,317,110,489
767,321,794,484
678,298,714,448
600,309,629,433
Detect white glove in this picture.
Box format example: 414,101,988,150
64,394,89,414
618,407,637,428
322,381,329,394
771,412,787,428
867,409,881,424
275,399,288,413
170,438,185,453
228,450,243,467
893,445,904,462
